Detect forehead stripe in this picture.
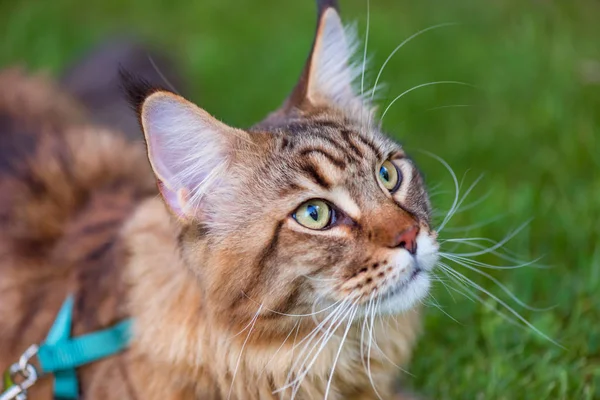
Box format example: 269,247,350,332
354,134,383,159
299,148,346,169
340,129,364,159
301,162,332,189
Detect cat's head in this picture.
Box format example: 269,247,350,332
125,0,438,332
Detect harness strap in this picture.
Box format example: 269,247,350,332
37,296,133,399
42,295,77,399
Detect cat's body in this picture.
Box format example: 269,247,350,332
0,1,437,399
0,69,419,399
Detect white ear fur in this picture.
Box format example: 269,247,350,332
306,8,371,116
141,92,244,217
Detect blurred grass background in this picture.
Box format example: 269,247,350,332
2,0,599,398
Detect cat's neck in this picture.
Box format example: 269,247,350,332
123,198,421,399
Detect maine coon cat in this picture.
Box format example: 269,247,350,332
0,1,439,398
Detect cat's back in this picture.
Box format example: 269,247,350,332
0,68,155,376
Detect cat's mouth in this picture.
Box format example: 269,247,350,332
373,264,431,314
382,266,423,299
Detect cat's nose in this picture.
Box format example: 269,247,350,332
391,225,419,255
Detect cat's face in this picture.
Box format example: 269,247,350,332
227,113,438,318
127,3,438,329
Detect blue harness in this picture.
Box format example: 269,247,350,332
1,296,132,400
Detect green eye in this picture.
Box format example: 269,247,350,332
293,199,333,230
378,160,401,192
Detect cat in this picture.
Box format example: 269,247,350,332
0,1,438,399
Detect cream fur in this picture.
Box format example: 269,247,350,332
124,198,421,399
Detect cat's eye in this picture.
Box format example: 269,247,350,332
378,160,402,192
293,199,334,230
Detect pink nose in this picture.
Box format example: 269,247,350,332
392,225,419,255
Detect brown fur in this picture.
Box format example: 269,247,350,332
0,73,421,397
0,2,438,399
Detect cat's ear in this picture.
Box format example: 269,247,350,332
286,0,369,116
122,74,248,219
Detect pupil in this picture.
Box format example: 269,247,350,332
380,166,390,182
307,205,319,221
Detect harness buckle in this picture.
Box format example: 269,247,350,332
1,345,40,400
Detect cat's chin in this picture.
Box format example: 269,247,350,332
377,270,431,315
350,270,431,318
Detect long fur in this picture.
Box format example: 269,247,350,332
0,2,438,399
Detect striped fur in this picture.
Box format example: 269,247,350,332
0,1,438,399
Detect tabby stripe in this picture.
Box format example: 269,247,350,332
236,220,284,309
301,162,332,189
312,120,344,129
309,133,343,152
267,375,277,394
278,182,304,197
285,120,343,134
305,264,331,278
83,239,115,262
355,134,383,158
78,219,122,236
301,133,356,164
257,220,283,269
269,279,303,317
299,148,346,169
340,129,364,159
56,144,75,184
10,288,47,348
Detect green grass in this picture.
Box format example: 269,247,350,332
2,0,599,398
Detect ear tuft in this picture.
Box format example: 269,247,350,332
280,1,372,119
119,67,169,117
307,9,361,106
316,0,340,14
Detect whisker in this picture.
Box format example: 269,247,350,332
441,214,506,234
433,186,492,218
360,296,373,374
360,0,370,99
424,290,462,324
418,150,460,233
438,172,485,233
421,299,460,324
427,104,473,111
440,267,528,329
242,291,342,317
259,320,300,378
440,237,546,266
286,300,349,371
366,295,385,400
280,303,347,397
441,255,554,311
291,299,349,353
227,304,263,400
444,220,533,258
147,54,181,94
380,81,474,122
324,304,359,399
440,252,543,270
369,22,458,105
430,271,459,302
229,302,264,339
282,302,356,397
438,263,563,348
369,307,414,375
